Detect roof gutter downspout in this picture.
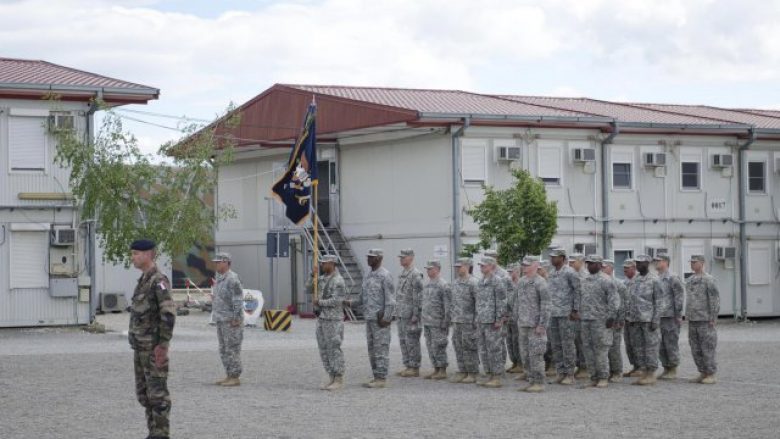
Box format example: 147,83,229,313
601,122,619,258
451,118,470,261
737,127,757,321
86,91,101,323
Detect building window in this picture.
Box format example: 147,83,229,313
612,162,632,189
613,250,634,279
681,161,700,190
461,141,487,183
748,161,766,193
538,143,562,186
9,116,47,171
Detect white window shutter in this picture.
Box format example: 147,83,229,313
461,141,487,183
538,143,562,181
10,231,49,289
9,116,47,170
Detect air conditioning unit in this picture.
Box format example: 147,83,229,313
99,293,128,313
711,154,733,168
49,113,75,132
573,148,596,162
644,152,666,167
574,243,598,255
645,246,669,259
497,146,522,161
713,245,736,260
51,228,76,246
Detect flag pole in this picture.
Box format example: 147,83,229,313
311,95,319,305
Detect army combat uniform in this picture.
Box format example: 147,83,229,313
657,267,685,375
626,266,663,381
311,266,347,386
500,268,522,372
475,265,508,383
578,259,620,385
514,269,551,387
212,268,245,381
547,260,581,379
608,273,630,380
450,262,480,381
354,253,396,383
685,259,720,382
395,262,424,373
129,264,175,439
422,270,451,374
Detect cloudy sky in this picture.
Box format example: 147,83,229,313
2,0,779,154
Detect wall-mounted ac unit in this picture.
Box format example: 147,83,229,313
711,154,733,168
644,152,666,167
51,228,76,246
573,148,596,162
713,245,736,260
99,293,128,313
496,146,522,161
574,243,597,255
645,246,669,259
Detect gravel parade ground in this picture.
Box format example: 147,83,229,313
1,312,779,439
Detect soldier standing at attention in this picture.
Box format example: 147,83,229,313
346,248,395,388
568,253,589,379
514,256,551,393
627,255,663,385
128,239,175,439
475,256,508,388
395,249,424,378
311,254,347,391
602,259,629,383
622,260,640,378
686,255,720,384
449,257,480,384
578,255,620,388
654,253,685,380
505,263,524,375
210,252,244,387
421,260,451,380
547,248,581,385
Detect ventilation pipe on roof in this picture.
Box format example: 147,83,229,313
451,118,470,260
600,122,619,258
737,127,757,321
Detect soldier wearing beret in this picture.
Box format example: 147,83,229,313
128,239,175,439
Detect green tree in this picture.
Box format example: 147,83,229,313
462,169,558,265
51,99,238,264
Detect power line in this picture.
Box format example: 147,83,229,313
115,108,210,123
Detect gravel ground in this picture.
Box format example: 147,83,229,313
1,313,779,439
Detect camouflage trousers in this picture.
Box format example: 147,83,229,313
574,321,586,368
366,320,392,379
608,326,624,375
397,318,422,368
549,316,577,376
580,320,613,381
628,322,659,372
624,323,636,368
518,326,547,384
217,321,243,378
688,321,718,375
316,319,345,376
505,321,522,365
659,317,681,368
133,349,171,439
424,325,449,368
452,323,480,374
478,323,506,375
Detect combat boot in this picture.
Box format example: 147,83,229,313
482,375,502,388
623,367,641,378
635,372,653,386
506,363,522,373
367,378,386,388
449,372,467,383
214,376,229,385
325,375,344,391
689,373,706,383
514,371,528,381
320,375,335,390
424,368,438,379
396,368,408,377
545,366,556,377
460,373,477,384
700,374,717,384
595,379,608,388
221,377,241,387
559,375,575,385
432,367,448,380
644,372,657,385
574,367,589,379
362,378,375,388
608,373,622,384
400,367,419,378
659,367,677,380
523,383,544,393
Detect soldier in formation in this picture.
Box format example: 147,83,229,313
654,253,685,380
394,248,424,378
449,257,480,384
311,254,347,391
626,255,663,385
546,248,580,385
685,254,720,384
421,260,451,380
578,255,620,388
475,256,508,388
602,259,629,383
512,256,550,393
210,252,245,388
505,263,524,374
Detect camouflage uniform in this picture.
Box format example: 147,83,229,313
313,271,347,377
685,272,720,375
476,273,508,376
395,267,424,369
626,273,662,372
422,276,451,368
451,274,480,374
658,270,685,369
608,276,630,376
573,270,587,371
129,265,175,439
579,271,620,381
505,275,522,369
623,276,637,369
212,269,244,379
355,266,395,379
547,265,581,376
514,274,551,385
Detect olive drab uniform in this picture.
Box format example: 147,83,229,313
129,265,176,439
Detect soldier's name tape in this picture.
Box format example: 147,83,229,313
264,309,292,331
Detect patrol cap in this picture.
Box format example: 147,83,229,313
398,248,414,258
689,254,706,263
366,248,384,257
320,254,338,264
653,253,670,262
603,259,615,267
549,248,567,257
585,254,603,263
634,254,652,263
211,252,232,262
521,255,540,266
568,253,585,261
484,249,499,258
623,259,636,268
130,239,156,251
507,262,521,272
478,256,497,266
424,259,441,269
454,257,472,267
